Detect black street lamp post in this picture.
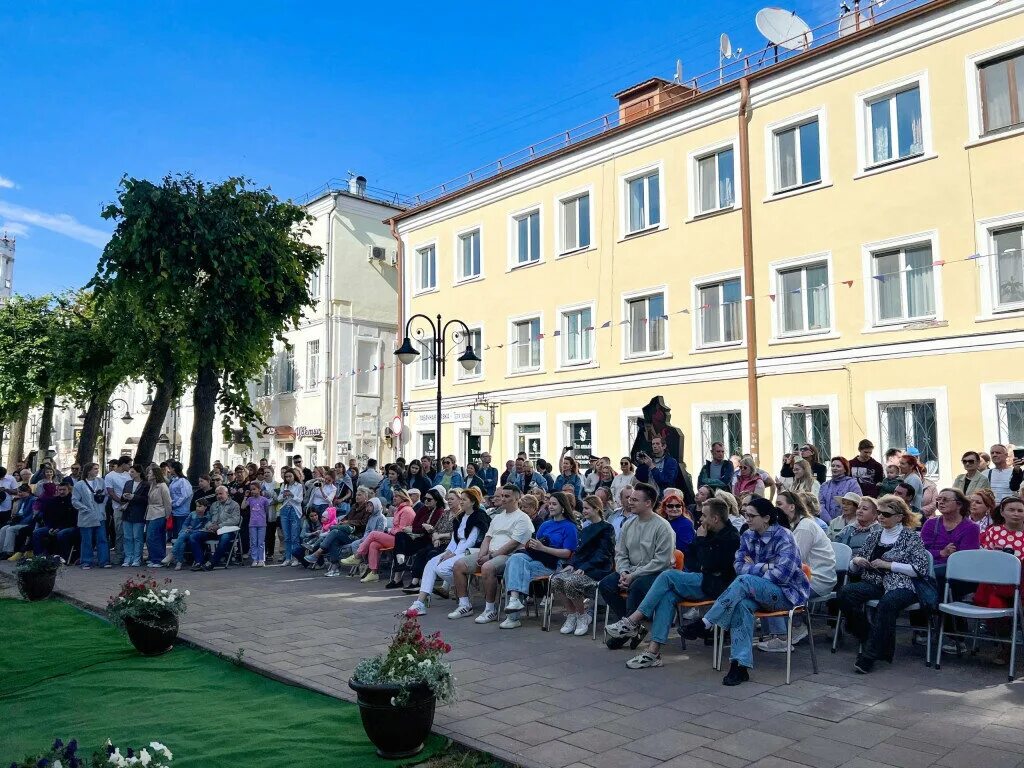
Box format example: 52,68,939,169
102,398,134,463
394,313,480,461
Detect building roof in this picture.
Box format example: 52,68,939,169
612,77,678,100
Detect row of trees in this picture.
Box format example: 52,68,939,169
0,174,323,482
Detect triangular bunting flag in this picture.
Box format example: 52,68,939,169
601,320,611,328
768,294,776,302
843,280,854,287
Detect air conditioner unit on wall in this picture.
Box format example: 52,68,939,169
367,245,386,262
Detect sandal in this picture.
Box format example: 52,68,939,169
626,651,663,669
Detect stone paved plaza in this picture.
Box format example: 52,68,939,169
6,562,1024,768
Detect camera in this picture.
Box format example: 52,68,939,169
92,490,106,504
314,481,323,488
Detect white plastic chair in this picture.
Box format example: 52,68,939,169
935,549,1023,681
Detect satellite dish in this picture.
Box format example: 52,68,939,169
755,7,813,51
838,11,872,37
720,33,733,59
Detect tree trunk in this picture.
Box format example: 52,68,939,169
135,378,175,467
76,387,113,468
186,363,220,485
6,402,29,468
38,394,55,459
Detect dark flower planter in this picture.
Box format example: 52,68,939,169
17,570,56,601
125,613,179,656
348,679,436,759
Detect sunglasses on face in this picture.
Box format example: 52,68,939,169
962,459,976,465
878,510,901,518
664,503,683,509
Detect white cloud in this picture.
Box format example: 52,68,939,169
0,221,30,237
0,200,108,247
0,176,16,189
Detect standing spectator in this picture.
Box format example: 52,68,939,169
463,463,486,494
405,459,432,496
850,439,885,498
259,467,280,561
307,471,337,515
978,452,992,471
103,457,131,566
166,461,193,544
732,456,766,499
582,455,602,494
419,456,437,484
434,457,465,490
357,458,384,491
819,456,862,523
292,455,313,482
120,465,149,568
637,436,693,503
478,453,499,498
898,454,926,515
878,462,902,497
553,456,583,499
243,481,270,567
798,444,828,484
953,451,990,497
144,466,173,568
73,463,110,570
790,459,820,495
276,468,305,566
698,442,735,491
968,489,997,532
612,458,636,499
0,467,18,527
985,444,1024,502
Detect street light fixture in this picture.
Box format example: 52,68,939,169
394,313,480,461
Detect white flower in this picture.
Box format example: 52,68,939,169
150,742,172,760
183,590,190,596
139,749,152,766
54,761,63,768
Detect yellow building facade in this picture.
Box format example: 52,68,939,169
392,0,1024,486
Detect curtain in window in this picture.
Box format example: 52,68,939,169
723,279,742,341
871,99,892,163
781,270,803,333
563,201,578,251
904,245,934,318
629,300,647,352
517,217,529,263
896,88,923,156
995,228,1024,305
648,294,664,351
628,178,645,231
578,195,590,248
529,214,540,261
777,129,798,188
700,286,721,345
516,324,530,369
806,264,829,330
698,156,717,213
874,251,902,320
982,59,1013,133
718,149,734,208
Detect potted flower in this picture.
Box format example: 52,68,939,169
15,554,62,601
349,609,455,759
107,576,188,656
8,737,174,767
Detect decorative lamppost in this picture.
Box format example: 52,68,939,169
102,398,134,462
394,314,480,461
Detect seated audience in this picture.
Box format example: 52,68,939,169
974,496,1024,609
661,489,694,552
827,492,862,539
29,480,77,561
968,488,997,532
169,498,208,571
340,490,417,583
550,495,616,637
189,485,242,571
386,487,446,588
922,488,980,601
834,497,882,552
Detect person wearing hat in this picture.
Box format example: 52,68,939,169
681,496,810,686
834,496,882,552
660,488,695,552
827,491,863,540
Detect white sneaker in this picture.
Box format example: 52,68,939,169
790,624,809,644
499,616,521,629
474,608,499,624
408,601,426,616
121,561,131,567
287,559,298,567
324,568,341,578
559,614,579,635
573,613,593,636
756,635,793,653
161,554,173,565
448,605,475,620
506,596,525,612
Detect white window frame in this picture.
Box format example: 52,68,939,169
619,162,666,239
770,395,840,475
690,400,749,473
854,72,934,176
763,107,831,200
860,231,943,331
453,224,484,285
508,312,544,376
354,338,382,397
554,185,594,257
455,325,484,383
691,269,744,352
620,407,643,458
308,264,321,300
865,386,949,481
975,211,1024,320
418,430,437,459
507,205,543,270
305,339,320,391
506,412,547,464
557,301,597,370
981,382,1024,449
556,411,599,462
621,285,669,362
413,240,438,295
768,252,836,342
965,38,1024,145
687,138,740,219
414,337,436,389
281,349,296,394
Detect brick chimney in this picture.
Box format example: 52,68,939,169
614,77,698,125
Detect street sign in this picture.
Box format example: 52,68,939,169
470,408,492,436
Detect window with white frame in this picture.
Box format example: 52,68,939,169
773,118,822,192
512,317,541,372
990,225,1024,310
997,397,1024,445
259,365,273,397
625,293,665,357
979,50,1024,136
457,328,483,380
777,262,830,335
697,278,743,347
281,349,295,393
516,423,542,460
417,338,435,385
421,431,436,458
782,407,831,459
561,307,593,365
560,193,591,253
513,209,541,266
879,400,939,473
871,243,936,323
355,339,380,396
308,264,321,299
416,245,436,292
305,340,320,387
457,229,481,281
695,147,735,215
865,85,924,166
701,411,743,459
625,170,661,234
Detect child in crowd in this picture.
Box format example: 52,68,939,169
878,463,901,496
243,481,270,567
170,499,209,571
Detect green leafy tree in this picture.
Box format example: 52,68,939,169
93,174,322,482
0,295,55,464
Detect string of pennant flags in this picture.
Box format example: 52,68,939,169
283,246,1018,391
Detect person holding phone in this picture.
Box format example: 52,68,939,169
985,444,1024,503
276,468,305,566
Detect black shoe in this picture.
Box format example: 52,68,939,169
680,620,705,641
629,624,649,650
202,561,214,571
605,635,629,650
384,580,404,589
402,585,421,595
854,654,875,674
722,660,750,686
190,563,204,572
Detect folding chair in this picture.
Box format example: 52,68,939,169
205,526,241,568
935,549,1023,681
603,550,685,642
817,541,851,649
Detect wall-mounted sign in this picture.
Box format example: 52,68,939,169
337,440,352,453
417,409,470,425
470,408,492,437
296,426,323,439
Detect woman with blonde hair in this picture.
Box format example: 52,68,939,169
791,459,820,495
732,456,765,498
549,494,615,636
969,488,997,532
836,495,930,674
717,490,744,530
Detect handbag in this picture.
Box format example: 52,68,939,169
912,574,939,609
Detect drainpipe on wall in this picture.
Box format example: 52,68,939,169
323,193,338,464
388,216,405,460
738,77,760,462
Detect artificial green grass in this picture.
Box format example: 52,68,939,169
0,599,446,767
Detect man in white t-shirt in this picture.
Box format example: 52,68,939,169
448,484,534,623
104,457,132,566
987,444,1023,502
0,467,18,525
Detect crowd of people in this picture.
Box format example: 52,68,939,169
1,437,1023,686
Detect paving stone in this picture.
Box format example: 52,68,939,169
625,728,711,760
936,744,1022,768
713,729,795,761
520,740,594,768
501,722,571,746
581,747,662,768
686,746,752,768
861,742,941,768
557,727,632,752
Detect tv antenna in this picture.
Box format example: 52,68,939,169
718,33,744,84
755,7,813,63
838,0,874,37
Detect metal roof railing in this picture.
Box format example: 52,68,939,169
295,179,415,209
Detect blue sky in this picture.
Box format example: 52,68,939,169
1,0,833,296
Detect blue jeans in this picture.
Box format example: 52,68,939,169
504,552,554,616
279,508,301,560
249,525,266,563
146,518,167,563
705,574,792,669
30,527,77,559
122,522,145,564
79,525,109,567
321,527,354,562
171,528,194,563
637,570,707,645
189,530,235,565
170,515,187,542
599,570,662,620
